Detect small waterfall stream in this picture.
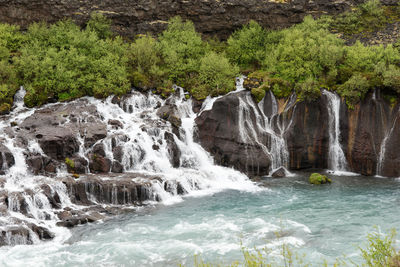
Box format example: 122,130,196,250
376,107,400,176
322,90,349,172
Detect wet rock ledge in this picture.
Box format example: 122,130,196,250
0,173,187,246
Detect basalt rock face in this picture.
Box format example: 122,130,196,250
0,0,366,39
344,91,400,177
196,87,400,177
196,91,272,176
282,96,330,170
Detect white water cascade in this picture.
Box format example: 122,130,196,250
322,90,349,172
258,92,296,172
0,81,261,246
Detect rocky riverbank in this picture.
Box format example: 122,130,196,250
0,173,188,246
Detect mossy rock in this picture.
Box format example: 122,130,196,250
251,83,271,102
248,70,270,81
65,157,75,171
309,173,332,185
0,103,11,115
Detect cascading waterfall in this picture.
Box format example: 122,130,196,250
258,91,295,172
0,89,72,246
93,85,257,196
322,90,348,172
0,81,259,245
200,77,293,175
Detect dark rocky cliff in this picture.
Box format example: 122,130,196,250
0,0,368,39
196,88,400,177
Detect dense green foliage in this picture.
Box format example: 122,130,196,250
264,17,344,85
16,19,130,107
86,12,113,40
129,34,163,90
226,20,268,69
0,24,22,113
196,51,239,98
158,17,207,85
235,2,400,106
330,0,400,35
156,17,238,99
0,0,400,111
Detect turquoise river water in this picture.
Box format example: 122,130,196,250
1,172,400,266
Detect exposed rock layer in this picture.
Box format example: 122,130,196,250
0,0,371,39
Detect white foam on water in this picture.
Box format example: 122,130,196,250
325,170,360,177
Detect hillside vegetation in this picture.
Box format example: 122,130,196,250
0,0,399,112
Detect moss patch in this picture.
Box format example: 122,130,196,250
65,157,75,170
309,173,332,185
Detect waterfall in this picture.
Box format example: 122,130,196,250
376,107,400,176
322,90,348,172
0,81,260,245
235,88,293,175
198,77,293,174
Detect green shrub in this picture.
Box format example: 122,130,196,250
16,20,130,107
263,16,344,85
360,228,398,267
226,20,268,69
86,12,113,40
158,16,207,85
128,34,164,89
0,23,23,111
247,71,292,101
251,84,268,103
0,23,25,56
337,73,371,108
296,77,321,102
381,65,400,93
341,42,400,77
0,52,18,110
206,36,227,54
196,51,239,98
268,78,292,99
331,0,392,35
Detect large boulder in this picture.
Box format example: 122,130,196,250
89,154,111,173
156,103,182,129
164,131,181,168
0,143,15,172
